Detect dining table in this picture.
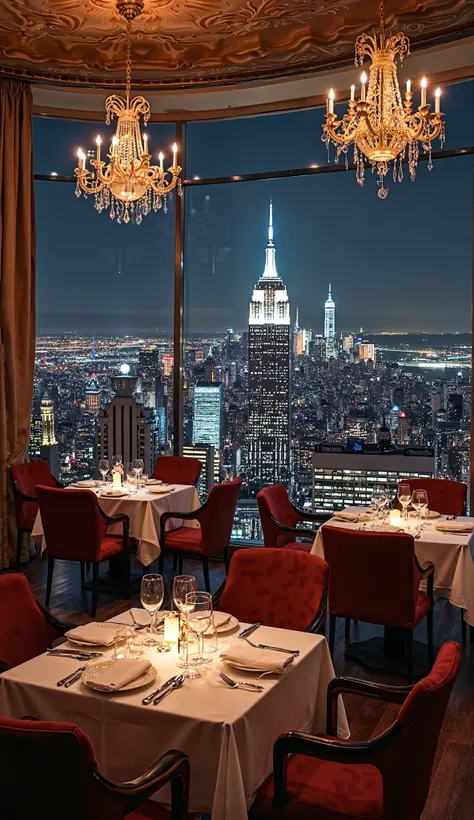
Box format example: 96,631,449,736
31,482,200,567
0,610,349,820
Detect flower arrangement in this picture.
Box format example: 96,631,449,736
112,463,124,475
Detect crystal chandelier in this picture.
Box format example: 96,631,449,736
74,0,182,224
322,1,445,198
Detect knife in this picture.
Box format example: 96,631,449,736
239,623,260,639
57,666,86,687
142,675,179,705
47,649,103,659
153,675,184,705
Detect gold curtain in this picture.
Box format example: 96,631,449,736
0,79,36,569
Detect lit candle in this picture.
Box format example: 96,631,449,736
406,79,411,94
350,84,355,101
360,71,367,102
77,148,84,169
421,76,427,107
159,151,164,173
164,614,180,643
389,509,401,527
172,142,178,167
328,88,334,115
96,135,101,163
435,87,441,113
143,132,148,153
112,470,121,490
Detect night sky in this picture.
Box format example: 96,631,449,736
35,80,474,335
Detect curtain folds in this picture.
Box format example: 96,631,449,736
0,79,36,568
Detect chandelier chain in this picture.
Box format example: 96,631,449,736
125,21,132,106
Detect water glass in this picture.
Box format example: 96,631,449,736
203,611,218,654
140,574,164,646
113,629,131,660
133,458,144,490
99,458,109,487
412,488,429,527
398,482,412,524
173,575,198,677
126,462,136,491
186,591,213,668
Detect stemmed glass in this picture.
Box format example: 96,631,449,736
412,489,429,528
126,462,136,492
99,458,109,487
185,591,213,669
173,575,198,677
133,458,144,490
398,482,413,525
140,574,164,646
371,487,384,525
112,454,123,468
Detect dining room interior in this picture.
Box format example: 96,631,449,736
1,1,474,818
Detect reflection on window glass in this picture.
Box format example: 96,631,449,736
184,156,472,538
30,176,175,485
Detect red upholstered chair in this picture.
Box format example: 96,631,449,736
215,548,328,633
395,477,467,516
159,477,242,592
8,461,59,570
152,456,202,486
0,574,72,672
0,715,189,820
257,485,330,553
36,485,130,617
250,641,460,820
323,526,435,683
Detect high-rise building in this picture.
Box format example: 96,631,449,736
343,334,354,353
28,415,42,461
163,355,174,377
40,390,59,477
248,201,290,496
183,444,220,501
193,383,223,449
324,284,336,359
397,410,410,444
96,370,157,475
85,373,101,413
359,342,376,362
139,347,160,408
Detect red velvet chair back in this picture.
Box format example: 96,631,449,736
36,485,108,563
323,526,422,628
381,641,460,820
0,716,100,820
9,461,56,530
197,477,242,555
152,455,202,485
0,574,57,667
396,478,467,516
218,547,328,631
257,484,301,547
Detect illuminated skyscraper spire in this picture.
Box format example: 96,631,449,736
262,199,278,279
92,334,96,361
324,283,336,359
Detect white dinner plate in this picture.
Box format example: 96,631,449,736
82,660,157,693
224,659,292,675
99,489,130,498
409,510,440,519
72,480,101,488
147,486,175,494
205,614,239,636
146,479,163,486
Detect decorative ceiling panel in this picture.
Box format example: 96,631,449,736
0,0,474,90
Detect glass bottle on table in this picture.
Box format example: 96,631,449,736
140,574,164,646
398,482,412,525
173,575,198,677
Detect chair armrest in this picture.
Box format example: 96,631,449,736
272,729,394,809
415,559,435,600
268,512,317,541
98,508,130,549
13,480,37,503
212,580,226,610
36,600,75,634
160,508,202,547
290,503,333,526
304,590,327,634
93,749,189,818
326,676,411,735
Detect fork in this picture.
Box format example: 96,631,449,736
219,671,264,692
243,636,300,656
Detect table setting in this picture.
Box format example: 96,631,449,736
312,483,474,626
0,571,348,820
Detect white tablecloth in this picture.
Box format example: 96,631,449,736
0,610,348,820
31,484,200,566
312,507,474,626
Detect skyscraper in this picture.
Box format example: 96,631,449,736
193,383,223,449
324,284,336,359
85,373,101,412
248,201,290,496
40,390,59,477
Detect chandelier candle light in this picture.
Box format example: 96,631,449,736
74,0,182,224
322,1,445,198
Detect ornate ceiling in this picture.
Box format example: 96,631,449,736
1,0,474,91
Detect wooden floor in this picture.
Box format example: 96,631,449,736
10,549,474,819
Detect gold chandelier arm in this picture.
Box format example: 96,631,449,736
324,116,358,146
75,169,106,195
148,167,182,195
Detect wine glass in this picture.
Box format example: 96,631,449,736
371,487,384,525
398,482,412,524
126,462,136,491
99,458,109,487
412,489,429,528
133,458,144,490
140,574,164,646
173,575,198,677
185,591,213,668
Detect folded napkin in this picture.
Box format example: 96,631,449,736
205,612,232,635
66,623,124,646
100,488,128,497
74,480,99,488
92,659,151,692
147,485,175,494
129,608,151,627
435,520,474,534
220,642,294,674
371,524,404,533
146,479,162,485
332,511,371,523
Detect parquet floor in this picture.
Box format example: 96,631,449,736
9,549,474,819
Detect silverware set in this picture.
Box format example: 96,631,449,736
57,666,86,687
142,674,184,705
219,671,264,692
238,622,299,655
47,648,103,660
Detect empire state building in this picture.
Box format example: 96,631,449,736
248,202,290,496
